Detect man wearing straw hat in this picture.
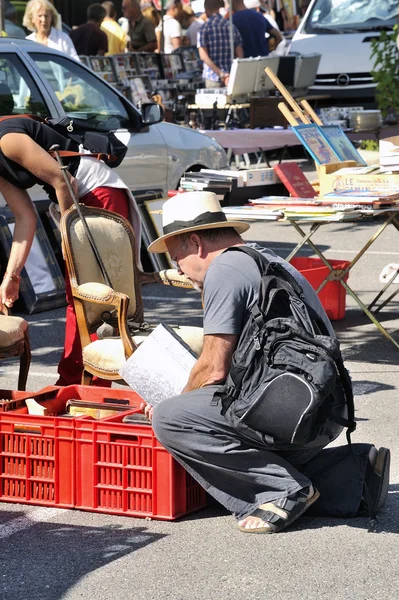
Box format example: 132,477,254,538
145,191,390,533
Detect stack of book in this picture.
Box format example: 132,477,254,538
379,137,399,172
179,171,237,200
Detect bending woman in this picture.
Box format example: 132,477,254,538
0,117,141,386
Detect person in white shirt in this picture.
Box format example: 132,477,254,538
23,0,80,61
156,0,182,54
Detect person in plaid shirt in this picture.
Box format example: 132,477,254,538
198,0,243,88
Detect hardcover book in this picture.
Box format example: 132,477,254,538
273,163,316,197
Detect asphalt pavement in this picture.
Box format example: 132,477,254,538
0,193,398,600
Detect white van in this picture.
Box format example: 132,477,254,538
289,0,398,101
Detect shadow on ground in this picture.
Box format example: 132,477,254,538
0,517,166,600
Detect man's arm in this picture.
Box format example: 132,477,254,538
269,26,283,46
183,333,238,393
139,40,157,52
235,44,244,58
0,133,78,213
0,177,37,310
198,46,228,84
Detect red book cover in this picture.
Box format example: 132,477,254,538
273,163,316,198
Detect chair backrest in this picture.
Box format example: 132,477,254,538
61,206,143,329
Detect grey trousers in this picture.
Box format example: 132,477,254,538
152,385,367,521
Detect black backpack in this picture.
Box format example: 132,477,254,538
0,114,127,168
215,247,356,448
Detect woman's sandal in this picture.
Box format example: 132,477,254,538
238,486,320,534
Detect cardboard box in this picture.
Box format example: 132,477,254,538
240,167,279,186
318,161,399,195
320,172,399,195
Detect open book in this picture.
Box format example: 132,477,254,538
119,323,197,406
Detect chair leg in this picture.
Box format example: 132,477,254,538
81,370,94,386
18,333,31,391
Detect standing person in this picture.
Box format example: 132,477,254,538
101,1,128,55
121,0,156,52
23,0,80,60
155,0,182,54
0,117,141,387
4,0,26,38
232,0,282,57
185,8,205,46
70,4,108,57
144,192,390,533
198,0,243,89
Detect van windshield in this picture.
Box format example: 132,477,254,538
306,0,398,33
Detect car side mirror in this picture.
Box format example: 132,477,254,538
141,103,164,126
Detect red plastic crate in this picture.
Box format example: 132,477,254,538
75,412,206,520
290,257,350,320
0,385,207,520
0,413,74,507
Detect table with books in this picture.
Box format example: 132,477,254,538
224,189,399,350
200,128,301,165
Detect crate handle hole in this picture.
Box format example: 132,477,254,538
110,434,139,444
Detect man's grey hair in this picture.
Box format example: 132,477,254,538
176,227,241,249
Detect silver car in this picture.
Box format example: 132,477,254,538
0,38,228,202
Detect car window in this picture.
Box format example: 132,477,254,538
30,52,135,131
308,0,398,31
0,53,48,116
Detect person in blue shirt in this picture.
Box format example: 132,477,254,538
232,0,282,58
198,0,243,88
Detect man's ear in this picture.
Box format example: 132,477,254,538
190,233,204,256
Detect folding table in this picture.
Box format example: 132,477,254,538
283,208,399,350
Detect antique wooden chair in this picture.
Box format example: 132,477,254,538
60,205,203,385
0,308,31,390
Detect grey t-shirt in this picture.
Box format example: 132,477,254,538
203,243,334,337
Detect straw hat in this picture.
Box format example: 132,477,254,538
147,191,250,253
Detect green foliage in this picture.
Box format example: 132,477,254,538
370,25,399,118
360,140,379,151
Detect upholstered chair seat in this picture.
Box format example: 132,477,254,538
60,206,203,386
0,312,31,390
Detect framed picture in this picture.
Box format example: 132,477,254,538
160,53,185,79
320,125,367,166
177,46,202,72
135,53,162,81
89,56,118,84
0,207,66,314
112,53,139,85
79,55,90,67
129,76,152,106
292,124,341,165
132,190,170,271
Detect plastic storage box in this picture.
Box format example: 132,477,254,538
0,386,207,520
290,257,350,320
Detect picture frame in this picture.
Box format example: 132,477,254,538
132,190,170,271
292,124,341,165
129,75,152,106
112,53,139,85
177,46,202,72
135,53,162,81
89,56,118,84
160,53,185,79
0,207,66,314
319,125,367,166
